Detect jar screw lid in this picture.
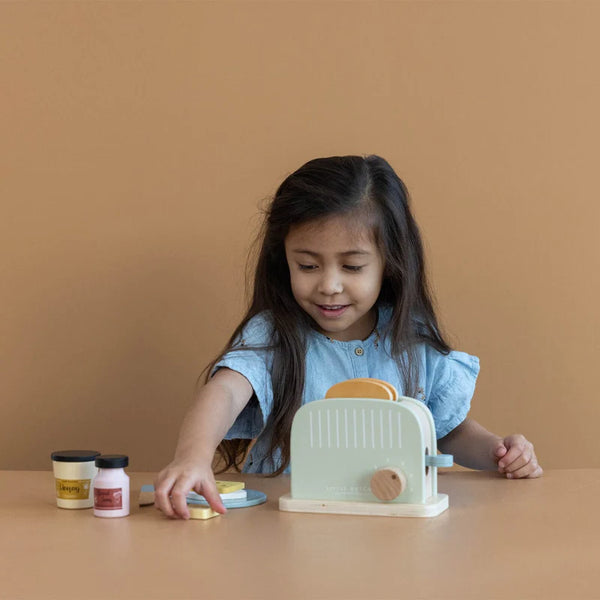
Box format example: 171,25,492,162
51,450,101,462
95,454,129,469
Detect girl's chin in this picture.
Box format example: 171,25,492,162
311,308,376,342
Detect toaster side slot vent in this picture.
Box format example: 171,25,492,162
318,410,322,448
398,412,402,449
344,409,349,449
307,406,402,450
370,409,375,449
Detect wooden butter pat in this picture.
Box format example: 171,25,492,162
215,480,245,494
188,505,221,520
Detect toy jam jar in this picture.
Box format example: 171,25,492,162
93,454,130,518
51,450,100,509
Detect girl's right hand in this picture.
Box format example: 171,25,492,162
154,460,227,519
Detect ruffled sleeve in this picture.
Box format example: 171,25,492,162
210,312,274,439
422,347,480,439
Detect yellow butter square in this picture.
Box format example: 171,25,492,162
214,480,245,494
188,505,221,520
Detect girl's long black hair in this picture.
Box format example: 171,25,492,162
205,155,452,476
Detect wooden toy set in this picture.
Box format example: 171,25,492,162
279,378,453,517
139,481,267,520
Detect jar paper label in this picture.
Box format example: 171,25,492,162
94,488,123,510
56,478,92,500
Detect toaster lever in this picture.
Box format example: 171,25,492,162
425,454,453,468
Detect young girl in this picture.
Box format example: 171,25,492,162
155,155,542,519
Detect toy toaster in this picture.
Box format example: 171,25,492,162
279,378,453,517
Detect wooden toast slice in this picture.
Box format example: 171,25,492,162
325,378,398,401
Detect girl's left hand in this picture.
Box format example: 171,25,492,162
494,434,543,479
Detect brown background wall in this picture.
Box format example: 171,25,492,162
2,1,598,471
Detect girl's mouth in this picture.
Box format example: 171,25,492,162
316,304,349,318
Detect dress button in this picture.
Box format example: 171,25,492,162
354,347,364,356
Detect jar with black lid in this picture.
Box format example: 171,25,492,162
93,454,130,517
51,450,100,509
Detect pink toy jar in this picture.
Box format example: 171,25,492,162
93,455,130,518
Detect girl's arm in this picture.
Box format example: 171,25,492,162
154,367,254,519
437,417,543,478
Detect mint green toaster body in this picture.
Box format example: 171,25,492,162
290,396,448,504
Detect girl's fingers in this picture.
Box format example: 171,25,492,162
154,470,227,519
500,449,532,474
154,475,176,518
170,482,193,519
494,444,508,459
498,435,533,472
507,461,543,479
196,481,227,515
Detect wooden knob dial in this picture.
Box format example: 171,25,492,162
370,467,407,501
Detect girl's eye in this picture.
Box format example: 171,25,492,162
344,265,364,272
298,264,317,271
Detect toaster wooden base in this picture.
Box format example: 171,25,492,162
279,493,449,517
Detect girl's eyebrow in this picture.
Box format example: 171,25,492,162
291,249,371,257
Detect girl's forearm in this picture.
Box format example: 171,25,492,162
438,418,503,471
173,379,247,463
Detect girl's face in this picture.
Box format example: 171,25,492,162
284,214,385,341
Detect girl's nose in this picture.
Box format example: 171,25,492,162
317,270,343,296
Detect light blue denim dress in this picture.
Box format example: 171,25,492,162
212,305,480,474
